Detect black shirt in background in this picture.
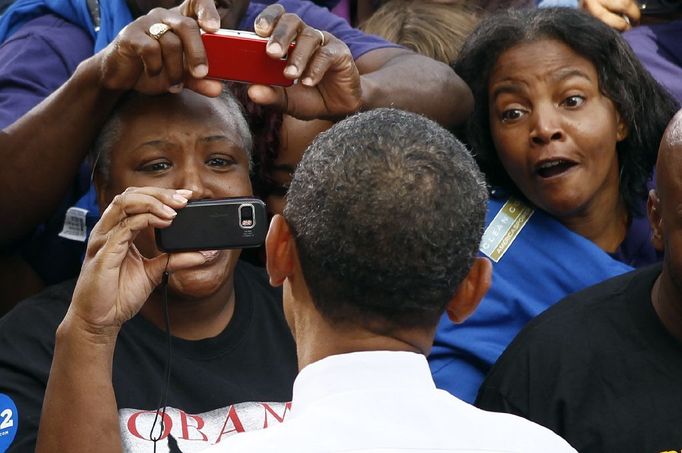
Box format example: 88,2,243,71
0,260,298,452
476,264,682,453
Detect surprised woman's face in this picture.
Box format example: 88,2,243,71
488,39,627,222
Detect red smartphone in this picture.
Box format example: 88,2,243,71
201,29,296,87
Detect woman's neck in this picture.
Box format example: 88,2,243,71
559,195,629,254
140,276,236,340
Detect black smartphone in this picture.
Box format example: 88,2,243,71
155,197,267,252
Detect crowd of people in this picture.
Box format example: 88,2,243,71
0,0,680,452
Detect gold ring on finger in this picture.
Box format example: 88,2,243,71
314,28,325,46
148,22,171,40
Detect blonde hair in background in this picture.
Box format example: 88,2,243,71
359,0,481,64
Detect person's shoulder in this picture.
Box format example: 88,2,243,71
0,13,93,75
464,403,577,452
0,279,75,347
482,264,659,389
515,264,658,340
421,392,578,452
0,279,75,325
3,13,92,46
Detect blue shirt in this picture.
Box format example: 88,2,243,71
428,194,636,403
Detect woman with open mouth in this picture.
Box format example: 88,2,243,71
428,6,679,404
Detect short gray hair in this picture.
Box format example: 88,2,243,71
91,89,252,186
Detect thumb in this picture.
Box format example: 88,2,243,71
186,78,224,97
248,84,288,110
183,0,220,32
145,251,214,286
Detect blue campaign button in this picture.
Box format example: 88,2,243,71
0,394,18,452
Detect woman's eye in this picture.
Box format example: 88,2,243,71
139,161,171,172
206,157,235,168
501,109,524,122
562,95,585,108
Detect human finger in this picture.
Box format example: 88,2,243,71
145,251,217,287
117,20,165,78
598,0,641,26
253,3,286,38
265,12,301,61
107,212,175,254
152,25,185,90
247,85,288,111
149,10,209,80
178,0,221,32
284,27,326,81
621,0,641,24
185,78,224,97
582,0,638,30
90,188,192,246
297,33,348,87
598,10,633,30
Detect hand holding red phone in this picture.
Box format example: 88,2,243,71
94,6,222,98
246,4,362,121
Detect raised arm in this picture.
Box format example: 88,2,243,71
244,3,473,127
355,47,473,128
36,187,208,453
0,5,223,247
0,60,121,247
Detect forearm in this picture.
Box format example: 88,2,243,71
36,314,122,453
0,56,123,246
358,51,473,128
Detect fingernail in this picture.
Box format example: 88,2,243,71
284,65,298,77
256,18,268,30
163,205,177,217
268,42,282,55
193,64,208,78
169,83,183,93
199,250,219,260
302,77,314,86
206,19,220,30
173,190,192,203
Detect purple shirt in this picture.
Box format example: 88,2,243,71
0,14,93,128
611,211,662,268
624,20,682,104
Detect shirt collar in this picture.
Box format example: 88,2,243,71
290,351,434,417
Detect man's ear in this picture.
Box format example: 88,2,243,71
445,257,492,324
647,189,664,252
265,214,295,287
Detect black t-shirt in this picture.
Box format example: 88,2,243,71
476,264,682,453
0,261,298,453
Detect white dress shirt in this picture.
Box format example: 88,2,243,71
202,350,577,452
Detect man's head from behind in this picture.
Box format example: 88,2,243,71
266,108,491,355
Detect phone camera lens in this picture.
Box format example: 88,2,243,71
239,204,255,228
